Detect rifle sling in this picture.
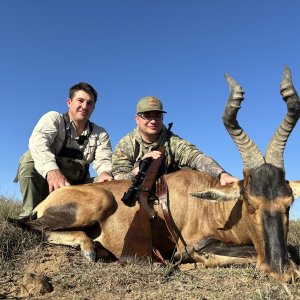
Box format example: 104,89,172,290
156,176,183,265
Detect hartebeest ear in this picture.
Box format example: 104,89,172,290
288,181,300,199
190,182,242,201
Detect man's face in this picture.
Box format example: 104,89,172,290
67,90,95,124
135,111,164,140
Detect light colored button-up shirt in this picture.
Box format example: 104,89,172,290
29,111,112,178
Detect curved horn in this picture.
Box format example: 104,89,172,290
223,74,265,170
264,66,300,169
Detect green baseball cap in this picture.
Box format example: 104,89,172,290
136,96,167,114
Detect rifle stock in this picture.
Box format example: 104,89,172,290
138,145,166,218
121,146,166,261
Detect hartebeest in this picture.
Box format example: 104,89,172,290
17,67,300,282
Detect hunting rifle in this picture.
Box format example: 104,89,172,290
120,122,173,262
121,159,151,207
121,122,173,211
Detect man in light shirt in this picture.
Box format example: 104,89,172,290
15,82,113,217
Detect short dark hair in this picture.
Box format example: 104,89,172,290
69,82,98,103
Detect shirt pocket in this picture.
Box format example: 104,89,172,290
85,136,97,161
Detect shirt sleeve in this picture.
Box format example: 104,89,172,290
91,126,113,175
29,111,63,178
169,134,225,178
111,135,135,180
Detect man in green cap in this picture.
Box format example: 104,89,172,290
112,96,238,185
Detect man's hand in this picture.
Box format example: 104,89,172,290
141,151,162,160
219,172,239,186
96,171,113,182
47,169,70,193
130,151,162,177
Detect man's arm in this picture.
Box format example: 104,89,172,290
169,134,239,185
111,136,136,180
29,111,73,191
29,111,64,178
92,126,113,181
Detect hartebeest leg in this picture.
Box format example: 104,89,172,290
179,254,256,270
17,186,119,261
175,237,257,266
47,230,97,261
32,187,118,229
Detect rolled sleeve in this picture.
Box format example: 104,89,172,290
91,127,113,175
170,135,225,178
29,111,63,178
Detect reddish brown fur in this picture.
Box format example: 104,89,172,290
23,168,300,282
18,67,300,283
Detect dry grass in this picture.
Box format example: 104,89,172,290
0,196,300,299
0,197,44,261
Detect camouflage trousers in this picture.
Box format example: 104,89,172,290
15,151,94,217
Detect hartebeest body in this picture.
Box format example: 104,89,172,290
18,67,300,282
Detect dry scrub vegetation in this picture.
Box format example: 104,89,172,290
0,196,300,300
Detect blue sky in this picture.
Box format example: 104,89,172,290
1,0,300,219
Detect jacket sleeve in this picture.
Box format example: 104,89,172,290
111,135,135,180
169,134,225,178
29,111,63,178
91,127,113,175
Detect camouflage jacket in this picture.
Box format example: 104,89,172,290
112,125,225,180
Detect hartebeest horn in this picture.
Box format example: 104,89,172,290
223,74,265,170
264,66,300,170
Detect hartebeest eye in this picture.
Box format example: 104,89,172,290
246,194,260,210
245,193,260,215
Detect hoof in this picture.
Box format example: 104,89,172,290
174,246,195,261
83,250,96,262
179,263,197,271
118,255,130,266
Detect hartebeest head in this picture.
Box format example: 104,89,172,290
192,66,300,282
